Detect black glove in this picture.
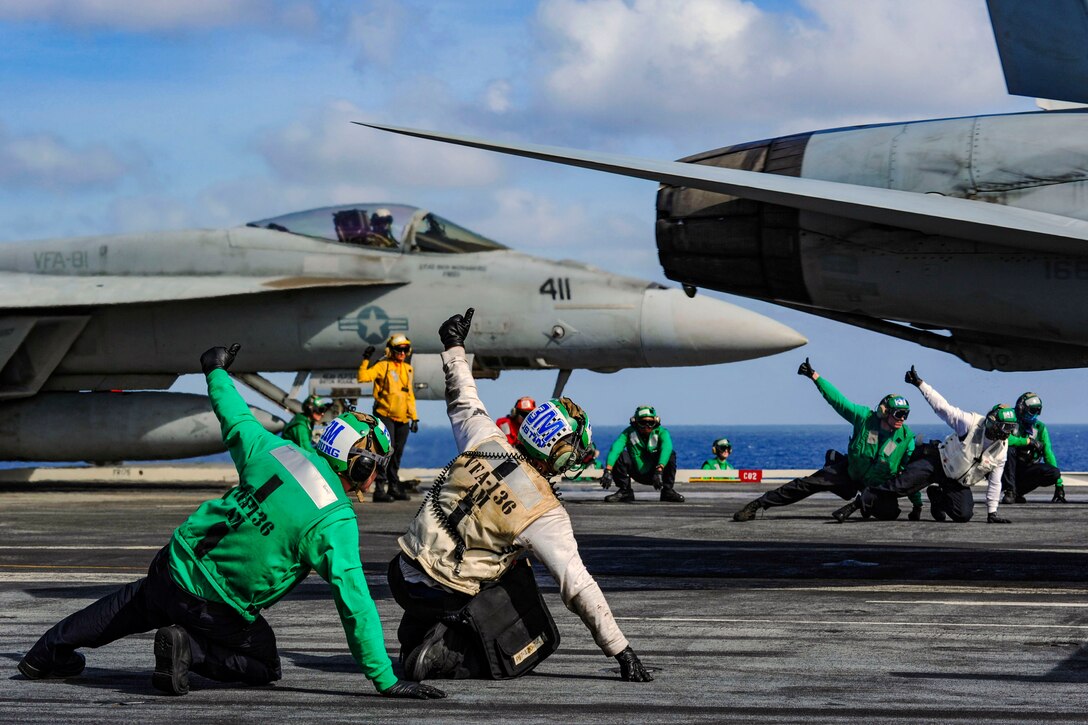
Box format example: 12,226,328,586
439,307,475,350
600,470,613,490
615,646,652,682
651,469,663,489
362,345,376,361
409,419,419,434
904,365,923,387
200,343,241,375
908,505,922,521
1024,439,1044,459
987,512,1011,524
797,357,814,378
1052,486,1067,503
380,679,447,699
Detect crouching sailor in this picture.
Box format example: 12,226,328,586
18,344,444,701
388,308,652,683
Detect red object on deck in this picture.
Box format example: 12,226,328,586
738,469,762,482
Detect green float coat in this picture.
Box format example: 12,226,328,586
168,369,396,691
605,425,673,474
815,376,917,498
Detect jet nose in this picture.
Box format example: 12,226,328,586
639,288,807,366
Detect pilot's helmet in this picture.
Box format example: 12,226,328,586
517,398,594,476
371,208,394,231
315,412,391,491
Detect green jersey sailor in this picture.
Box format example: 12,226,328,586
19,344,445,701
1001,392,1064,504
600,405,684,503
702,438,736,470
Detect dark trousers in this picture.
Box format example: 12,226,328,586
377,414,411,492
759,458,854,504
386,555,482,679
861,448,975,522
24,547,281,685
1002,453,1061,497
611,450,678,490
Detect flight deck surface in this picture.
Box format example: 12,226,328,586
2,479,1087,723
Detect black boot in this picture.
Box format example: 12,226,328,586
907,505,923,521
733,499,763,522
389,481,411,501
18,650,85,680
926,485,947,522
373,480,393,503
152,625,192,696
831,498,859,523
659,487,685,503
604,487,634,503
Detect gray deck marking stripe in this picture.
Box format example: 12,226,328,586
270,445,338,508
614,616,1088,630
0,545,160,550
865,599,1088,607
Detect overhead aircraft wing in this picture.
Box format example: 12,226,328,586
0,272,397,309
356,122,1088,257
987,0,1088,105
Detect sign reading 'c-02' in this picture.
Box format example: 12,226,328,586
338,305,409,344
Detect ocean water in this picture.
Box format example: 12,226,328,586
399,423,1088,471
10,424,1088,471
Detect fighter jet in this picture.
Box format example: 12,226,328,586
359,0,1088,374
0,202,804,462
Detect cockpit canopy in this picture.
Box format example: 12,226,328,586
246,203,508,254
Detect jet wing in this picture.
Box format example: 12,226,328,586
356,123,1088,257
0,272,396,309
987,0,1088,105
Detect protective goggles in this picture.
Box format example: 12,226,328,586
890,409,909,421
635,418,658,428
346,446,390,485
987,420,1017,438
1024,405,1042,417
391,345,411,353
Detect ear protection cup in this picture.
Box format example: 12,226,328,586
547,397,589,474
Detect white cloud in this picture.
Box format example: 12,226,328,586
0,124,143,191
345,0,407,68
0,0,318,32
530,0,1016,139
256,100,506,189
484,80,513,114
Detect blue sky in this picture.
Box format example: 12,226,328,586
5,0,1080,428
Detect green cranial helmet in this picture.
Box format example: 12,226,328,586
1015,392,1042,421
315,412,391,483
878,394,910,416
712,437,731,454
630,405,660,427
985,404,1018,440
517,397,594,475
302,394,328,417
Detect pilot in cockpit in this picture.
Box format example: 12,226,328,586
367,208,398,248
332,208,398,249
